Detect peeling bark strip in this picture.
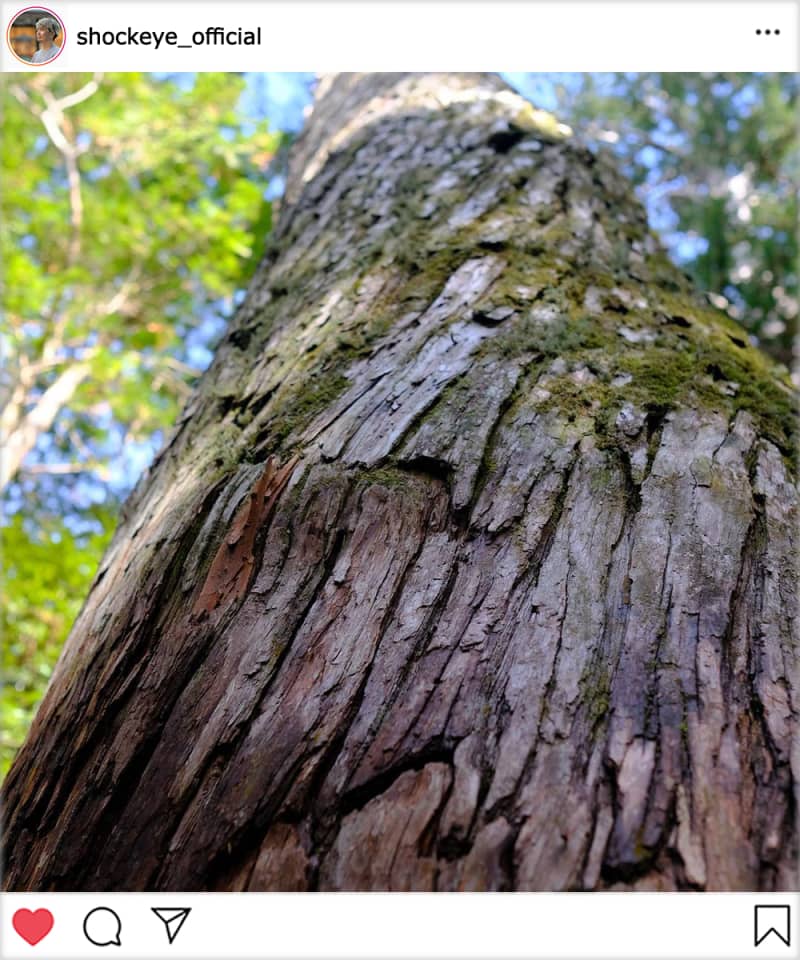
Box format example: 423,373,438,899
3,74,797,892
192,456,298,617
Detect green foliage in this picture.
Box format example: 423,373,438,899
535,73,798,367
1,512,113,776
2,72,281,493
1,73,282,779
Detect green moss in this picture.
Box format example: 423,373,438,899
580,663,611,732
358,466,414,491
512,101,571,141
203,420,249,473
271,372,350,448
225,113,796,478
354,465,433,512
476,268,797,466
695,326,796,455
589,460,621,495
633,837,654,862
617,347,696,407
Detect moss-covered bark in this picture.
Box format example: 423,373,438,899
3,73,796,892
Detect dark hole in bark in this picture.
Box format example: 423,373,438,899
667,315,691,328
472,306,515,327
727,333,747,348
487,127,526,154
248,387,276,420
706,362,727,381
645,404,669,439
229,327,253,350
399,454,453,486
437,832,473,862
601,846,659,885
217,395,237,416
606,300,629,315
478,240,507,252
253,424,271,450
339,742,455,818
497,826,516,890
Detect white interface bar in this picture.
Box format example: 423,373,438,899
1,2,797,71
1,892,798,959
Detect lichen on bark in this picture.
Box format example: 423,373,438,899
3,73,797,893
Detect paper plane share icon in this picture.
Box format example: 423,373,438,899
151,907,191,945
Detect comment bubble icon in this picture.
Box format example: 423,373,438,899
83,907,122,947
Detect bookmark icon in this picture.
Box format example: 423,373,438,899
754,904,790,947
151,907,191,945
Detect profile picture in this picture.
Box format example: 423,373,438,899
7,6,65,65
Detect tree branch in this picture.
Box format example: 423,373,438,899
1,354,97,492
33,76,102,267
52,75,103,113
21,460,109,480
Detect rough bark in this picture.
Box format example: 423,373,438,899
3,73,797,892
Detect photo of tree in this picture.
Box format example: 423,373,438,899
2,72,796,892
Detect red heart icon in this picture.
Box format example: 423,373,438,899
13,909,54,946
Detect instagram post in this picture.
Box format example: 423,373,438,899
0,3,797,958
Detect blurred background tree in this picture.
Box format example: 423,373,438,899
1,71,796,777
1,72,282,774
506,72,799,369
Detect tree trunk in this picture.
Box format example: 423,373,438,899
3,73,796,893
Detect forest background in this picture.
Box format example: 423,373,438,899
1,71,797,777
